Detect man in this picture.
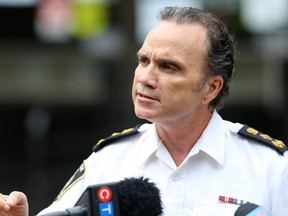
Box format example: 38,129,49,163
1,6,287,216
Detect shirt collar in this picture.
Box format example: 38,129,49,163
137,111,226,167
137,123,161,167
190,111,226,165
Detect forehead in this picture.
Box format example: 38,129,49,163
139,21,207,59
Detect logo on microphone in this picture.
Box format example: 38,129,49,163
98,186,113,202
98,186,115,216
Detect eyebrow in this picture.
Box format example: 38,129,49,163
136,51,146,59
158,58,182,70
136,51,183,70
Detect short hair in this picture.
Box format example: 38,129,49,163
157,6,236,110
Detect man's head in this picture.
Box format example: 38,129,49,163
158,7,236,110
132,7,236,125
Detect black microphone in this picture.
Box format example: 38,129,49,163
41,177,163,216
234,202,270,216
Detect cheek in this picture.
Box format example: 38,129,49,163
131,86,137,103
164,80,193,97
132,76,137,89
132,69,143,98
163,82,202,107
132,68,141,85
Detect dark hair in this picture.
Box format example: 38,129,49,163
157,7,236,110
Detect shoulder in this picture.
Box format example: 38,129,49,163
236,124,287,156
92,123,152,153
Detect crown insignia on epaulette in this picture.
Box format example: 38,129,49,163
238,125,287,155
93,125,141,153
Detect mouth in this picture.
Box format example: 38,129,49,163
137,92,157,101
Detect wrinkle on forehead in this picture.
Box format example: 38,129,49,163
139,21,208,70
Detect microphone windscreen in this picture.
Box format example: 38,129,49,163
235,203,258,216
117,177,163,216
234,202,270,216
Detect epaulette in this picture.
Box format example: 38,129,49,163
238,125,288,156
93,124,141,153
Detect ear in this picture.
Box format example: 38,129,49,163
202,75,223,105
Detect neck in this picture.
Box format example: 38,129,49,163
156,110,213,166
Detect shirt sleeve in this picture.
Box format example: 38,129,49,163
269,157,288,215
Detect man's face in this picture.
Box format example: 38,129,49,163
132,21,209,125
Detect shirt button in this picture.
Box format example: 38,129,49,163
172,174,180,181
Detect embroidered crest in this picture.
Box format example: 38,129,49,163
93,125,141,153
54,163,86,203
238,125,287,155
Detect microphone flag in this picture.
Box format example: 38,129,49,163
76,183,119,216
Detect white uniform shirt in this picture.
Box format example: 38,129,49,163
39,111,288,215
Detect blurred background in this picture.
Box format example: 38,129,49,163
0,0,287,214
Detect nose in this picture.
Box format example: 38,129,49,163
137,64,158,89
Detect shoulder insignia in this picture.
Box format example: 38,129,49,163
54,162,86,203
238,125,288,155
93,124,141,153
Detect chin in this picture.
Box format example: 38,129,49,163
134,109,155,122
